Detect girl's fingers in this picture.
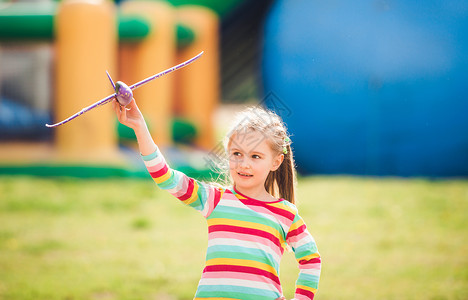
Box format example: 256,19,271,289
112,98,140,128
127,98,137,111
113,100,126,123
112,100,120,115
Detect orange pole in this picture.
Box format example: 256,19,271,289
119,1,176,147
55,0,118,162
176,6,220,150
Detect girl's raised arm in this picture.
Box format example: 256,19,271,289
112,99,156,156
113,99,222,218
141,147,222,218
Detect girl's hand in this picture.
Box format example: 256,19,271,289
113,98,157,155
112,99,145,131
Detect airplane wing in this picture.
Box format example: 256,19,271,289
129,51,204,91
45,93,116,128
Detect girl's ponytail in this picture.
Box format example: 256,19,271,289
265,143,297,204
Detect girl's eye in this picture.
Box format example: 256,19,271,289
233,151,242,157
252,154,261,159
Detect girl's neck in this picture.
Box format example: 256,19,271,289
233,185,277,202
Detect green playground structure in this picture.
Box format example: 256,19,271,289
0,0,225,178
0,2,194,46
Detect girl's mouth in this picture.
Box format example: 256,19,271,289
238,172,253,177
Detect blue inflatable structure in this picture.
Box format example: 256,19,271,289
262,0,468,177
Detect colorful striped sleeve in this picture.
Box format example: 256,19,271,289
286,212,321,300
141,147,222,218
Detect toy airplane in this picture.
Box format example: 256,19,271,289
45,51,204,128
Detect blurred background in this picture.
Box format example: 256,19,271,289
0,0,467,178
0,0,467,299
0,0,277,178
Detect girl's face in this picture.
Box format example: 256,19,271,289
228,130,284,197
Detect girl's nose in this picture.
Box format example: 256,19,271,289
239,158,250,169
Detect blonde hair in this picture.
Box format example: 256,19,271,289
222,106,297,204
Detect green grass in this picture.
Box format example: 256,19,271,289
0,176,467,300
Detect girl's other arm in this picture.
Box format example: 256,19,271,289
286,214,321,300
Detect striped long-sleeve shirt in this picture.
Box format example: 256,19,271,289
143,147,321,299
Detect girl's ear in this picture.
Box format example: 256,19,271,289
271,153,285,171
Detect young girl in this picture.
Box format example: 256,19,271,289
113,99,321,300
